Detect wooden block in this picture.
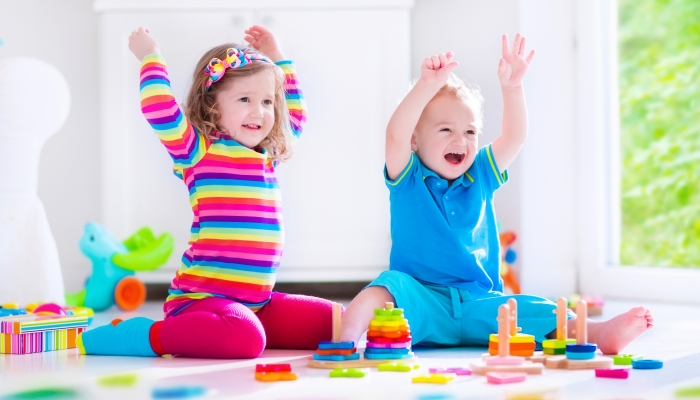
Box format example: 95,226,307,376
489,333,535,343
412,373,456,384
482,352,545,363
488,341,536,351
542,338,576,349
486,372,527,384
544,355,613,370
307,355,418,369
470,361,543,375
488,348,535,357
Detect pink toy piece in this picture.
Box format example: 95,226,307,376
485,356,524,366
595,369,629,379
366,342,411,349
486,372,527,384
429,368,471,376
33,303,66,316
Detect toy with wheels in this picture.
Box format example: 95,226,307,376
65,222,174,312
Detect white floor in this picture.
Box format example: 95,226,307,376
1,299,699,400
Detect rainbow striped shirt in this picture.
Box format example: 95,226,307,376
139,54,306,317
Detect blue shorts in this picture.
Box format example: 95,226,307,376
367,270,568,347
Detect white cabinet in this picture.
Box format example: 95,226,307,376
94,1,412,283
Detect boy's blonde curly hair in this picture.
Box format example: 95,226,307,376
409,73,485,132
185,43,292,163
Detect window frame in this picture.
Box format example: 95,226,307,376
575,0,700,304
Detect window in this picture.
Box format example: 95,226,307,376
618,0,700,268
576,0,700,303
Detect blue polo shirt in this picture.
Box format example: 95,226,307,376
385,144,508,293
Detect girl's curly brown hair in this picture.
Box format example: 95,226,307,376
185,43,292,162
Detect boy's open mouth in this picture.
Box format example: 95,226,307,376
242,123,261,130
444,152,465,165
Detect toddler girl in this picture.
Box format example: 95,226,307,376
78,26,337,359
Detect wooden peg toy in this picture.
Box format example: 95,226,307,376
539,298,576,359
471,304,543,375
544,299,612,370
308,302,418,369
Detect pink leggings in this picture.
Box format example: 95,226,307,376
155,292,337,359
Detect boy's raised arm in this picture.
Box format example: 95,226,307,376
491,33,535,171
385,53,458,180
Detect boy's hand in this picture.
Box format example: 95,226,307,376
497,33,535,88
244,25,284,62
420,52,459,87
128,27,160,61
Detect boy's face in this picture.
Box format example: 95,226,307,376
411,94,479,181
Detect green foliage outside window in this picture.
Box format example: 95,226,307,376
618,0,700,267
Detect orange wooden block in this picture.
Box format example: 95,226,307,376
315,348,357,356
488,348,535,357
488,341,536,351
254,372,298,382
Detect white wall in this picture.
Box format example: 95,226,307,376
0,0,578,297
517,0,577,297
0,0,99,292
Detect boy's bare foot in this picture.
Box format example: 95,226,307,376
593,306,654,355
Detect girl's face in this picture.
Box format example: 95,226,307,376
411,94,479,181
215,69,276,148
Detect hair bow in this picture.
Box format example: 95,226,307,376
204,48,271,91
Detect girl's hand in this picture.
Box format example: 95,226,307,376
498,33,535,88
244,25,284,62
128,27,160,61
419,52,459,88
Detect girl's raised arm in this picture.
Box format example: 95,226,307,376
245,25,306,139
130,28,207,176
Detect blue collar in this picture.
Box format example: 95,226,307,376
420,159,476,188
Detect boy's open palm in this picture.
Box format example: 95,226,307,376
128,27,160,61
498,34,535,88
420,52,459,87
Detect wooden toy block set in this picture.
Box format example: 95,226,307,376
287,298,659,385
0,302,91,355
307,302,417,369
1,299,663,389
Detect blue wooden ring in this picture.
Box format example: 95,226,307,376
565,343,597,353
632,359,663,369
566,351,596,360
318,341,355,350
